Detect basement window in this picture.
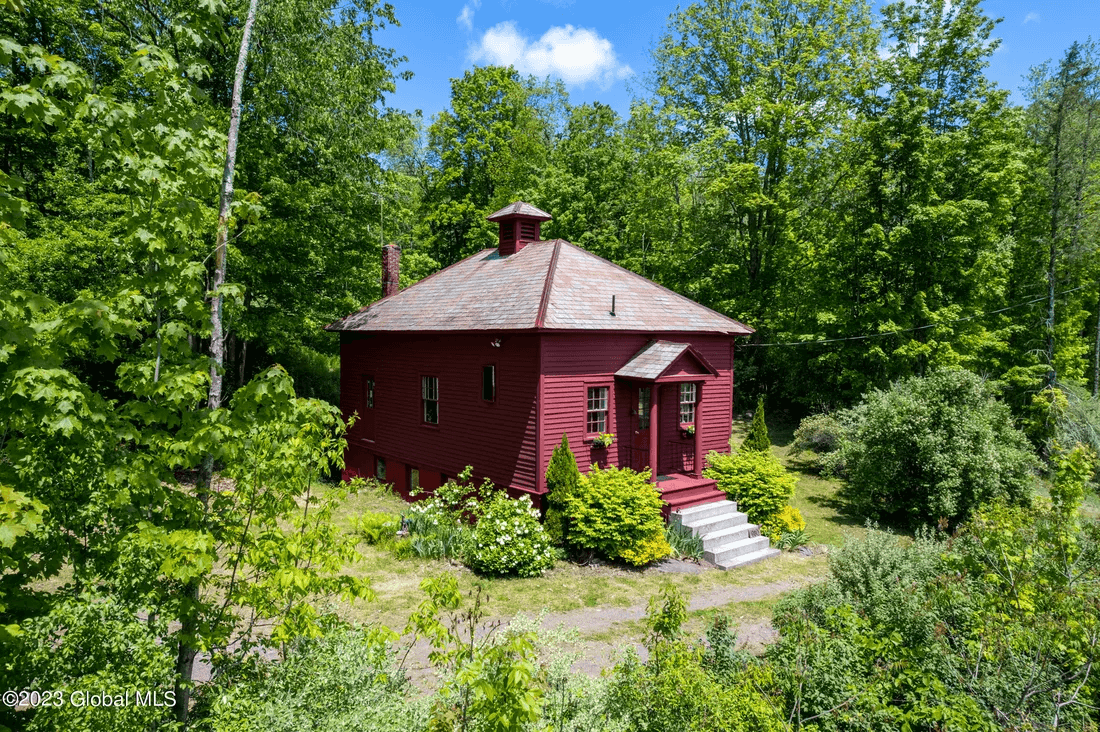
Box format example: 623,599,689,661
375,457,386,481
422,376,439,425
587,386,609,434
679,383,697,425
482,365,496,402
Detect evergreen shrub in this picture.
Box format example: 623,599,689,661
741,395,771,452
466,493,555,577
564,465,670,566
545,434,582,546
704,450,796,531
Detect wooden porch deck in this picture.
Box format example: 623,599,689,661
655,472,726,514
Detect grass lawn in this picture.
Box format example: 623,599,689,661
331,483,829,632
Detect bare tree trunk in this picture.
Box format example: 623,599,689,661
173,0,260,724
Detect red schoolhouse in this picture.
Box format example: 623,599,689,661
326,202,754,512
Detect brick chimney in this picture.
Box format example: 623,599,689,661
382,243,400,297
486,202,552,256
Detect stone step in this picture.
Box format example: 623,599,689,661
714,547,782,570
700,522,755,551
669,499,737,527
684,510,748,535
704,535,772,565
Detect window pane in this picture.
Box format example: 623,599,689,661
587,386,608,433
376,457,386,481
679,383,696,424
422,376,439,424
482,365,495,401
638,387,651,429
366,378,374,408
424,399,439,424
410,468,419,491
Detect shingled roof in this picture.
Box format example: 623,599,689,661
326,239,754,335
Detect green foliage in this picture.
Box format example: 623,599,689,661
465,492,555,578
545,434,582,546
406,576,544,732
605,586,785,732
791,412,851,476
352,511,400,546
665,522,704,561
563,465,670,566
764,505,806,543
839,369,1037,529
704,450,797,530
742,396,771,452
775,529,808,552
194,622,421,732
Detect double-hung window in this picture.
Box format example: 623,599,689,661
362,377,375,409
679,383,697,425
587,386,609,434
422,376,439,424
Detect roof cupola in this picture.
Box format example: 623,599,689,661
487,202,552,256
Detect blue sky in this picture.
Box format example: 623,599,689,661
375,1,1099,121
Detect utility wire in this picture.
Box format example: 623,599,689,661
740,284,1092,348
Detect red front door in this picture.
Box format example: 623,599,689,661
631,386,651,472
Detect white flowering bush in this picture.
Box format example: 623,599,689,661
465,492,555,578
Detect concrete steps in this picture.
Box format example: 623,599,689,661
670,499,780,570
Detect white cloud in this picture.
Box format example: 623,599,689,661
469,22,633,88
1024,11,1039,24
456,0,480,32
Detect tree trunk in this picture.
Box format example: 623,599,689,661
173,0,260,724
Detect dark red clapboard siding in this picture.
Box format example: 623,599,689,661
539,333,734,478
340,332,540,492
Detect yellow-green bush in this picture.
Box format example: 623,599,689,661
564,465,669,566
352,511,400,546
704,450,796,532
761,505,805,541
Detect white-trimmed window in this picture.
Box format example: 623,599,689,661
679,383,697,425
587,386,609,434
422,376,439,424
638,387,651,429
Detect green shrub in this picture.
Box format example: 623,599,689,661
545,434,582,546
741,395,771,452
790,412,851,476
352,511,399,546
564,465,670,566
465,492,555,577
196,621,424,732
665,522,703,561
840,369,1036,529
762,505,805,542
704,450,796,530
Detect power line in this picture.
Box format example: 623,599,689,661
740,284,1092,348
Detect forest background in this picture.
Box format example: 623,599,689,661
5,0,1099,417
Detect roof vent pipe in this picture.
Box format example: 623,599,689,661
382,243,401,298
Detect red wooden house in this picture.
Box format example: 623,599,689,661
326,202,754,514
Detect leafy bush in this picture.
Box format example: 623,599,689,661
761,504,805,541
466,492,555,577
839,369,1037,529
790,412,850,475
665,522,703,560
741,395,771,452
545,434,582,546
704,450,796,531
196,621,423,732
564,465,670,566
352,511,399,546
775,529,808,551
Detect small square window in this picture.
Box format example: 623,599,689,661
679,383,697,425
587,386,609,434
375,457,386,481
482,365,496,401
422,376,439,424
